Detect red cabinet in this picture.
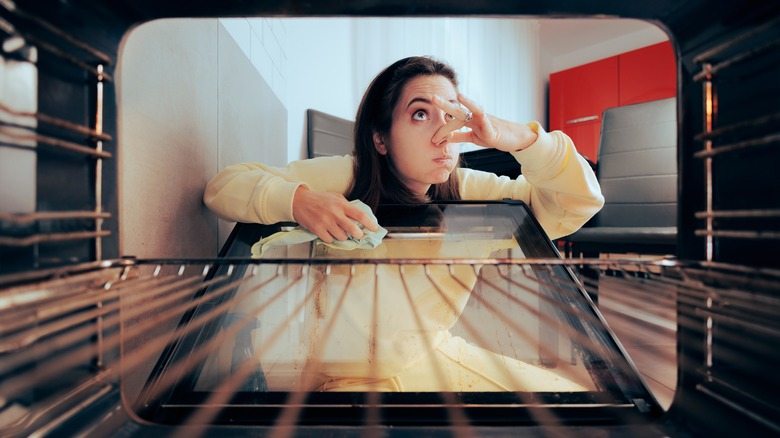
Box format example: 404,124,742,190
549,41,675,162
619,41,676,106
549,56,618,162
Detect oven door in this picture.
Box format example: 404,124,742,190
124,201,663,430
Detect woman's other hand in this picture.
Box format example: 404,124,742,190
431,94,538,152
292,186,378,243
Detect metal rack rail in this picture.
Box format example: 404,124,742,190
692,15,780,259
0,0,114,272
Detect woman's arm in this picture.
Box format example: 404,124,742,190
458,122,604,240
203,155,351,223
203,155,377,242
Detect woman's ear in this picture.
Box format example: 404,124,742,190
373,131,387,155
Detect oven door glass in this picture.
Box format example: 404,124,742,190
126,201,660,426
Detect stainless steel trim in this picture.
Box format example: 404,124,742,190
0,0,114,81
0,0,113,65
0,210,111,224
694,229,780,240
95,64,105,261
694,112,780,142
0,125,112,158
0,101,113,141
0,230,111,247
10,30,113,81
94,64,106,366
694,308,780,338
694,209,780,219
693,132,780,159
692,15,780,64
702,65,715,262
693,36,780,82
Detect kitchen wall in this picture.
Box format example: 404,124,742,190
118,19,287,257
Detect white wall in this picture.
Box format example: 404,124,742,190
283,18,356,162
280,17,544,157
219,18,288,105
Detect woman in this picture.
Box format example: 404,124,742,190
203,56,604,392
203,56,603,243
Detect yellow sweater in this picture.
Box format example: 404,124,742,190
203,122,604,240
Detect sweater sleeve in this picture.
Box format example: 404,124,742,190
203,155,355,224
458,122,604,240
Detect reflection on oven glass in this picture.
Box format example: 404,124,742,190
193,217,593,393
197,271,596,393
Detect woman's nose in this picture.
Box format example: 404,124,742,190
432,112,457,145
438,110,453,125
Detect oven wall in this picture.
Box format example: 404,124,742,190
118,19,287,258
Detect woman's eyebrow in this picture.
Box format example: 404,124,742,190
405,96,432,110
405,96,456,110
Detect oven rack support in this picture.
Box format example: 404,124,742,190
691,15,780,262
0,0,116,272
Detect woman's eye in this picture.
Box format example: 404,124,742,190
412,110,428,121
445,113,455,121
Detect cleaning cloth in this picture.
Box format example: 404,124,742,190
251,199,388,257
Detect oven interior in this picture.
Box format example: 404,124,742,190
1,0,779,436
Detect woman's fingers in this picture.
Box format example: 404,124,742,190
431,95,474,144
433,95,473,123
323,207,378,242
431,93,498,145
432,117,465,144
457,93,483,118
292,187,378,243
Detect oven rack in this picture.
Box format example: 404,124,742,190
0,0,115,273
1,256,778,436
691,13,780,264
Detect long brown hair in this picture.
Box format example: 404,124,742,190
346,56,462,210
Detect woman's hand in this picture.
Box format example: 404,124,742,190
292,186,378,243
431,94,538,152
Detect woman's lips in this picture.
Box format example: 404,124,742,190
434,156,452,164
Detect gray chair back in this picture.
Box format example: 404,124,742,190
596,98,677,228
306,109,354,158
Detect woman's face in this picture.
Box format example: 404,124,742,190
373,74,460,195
